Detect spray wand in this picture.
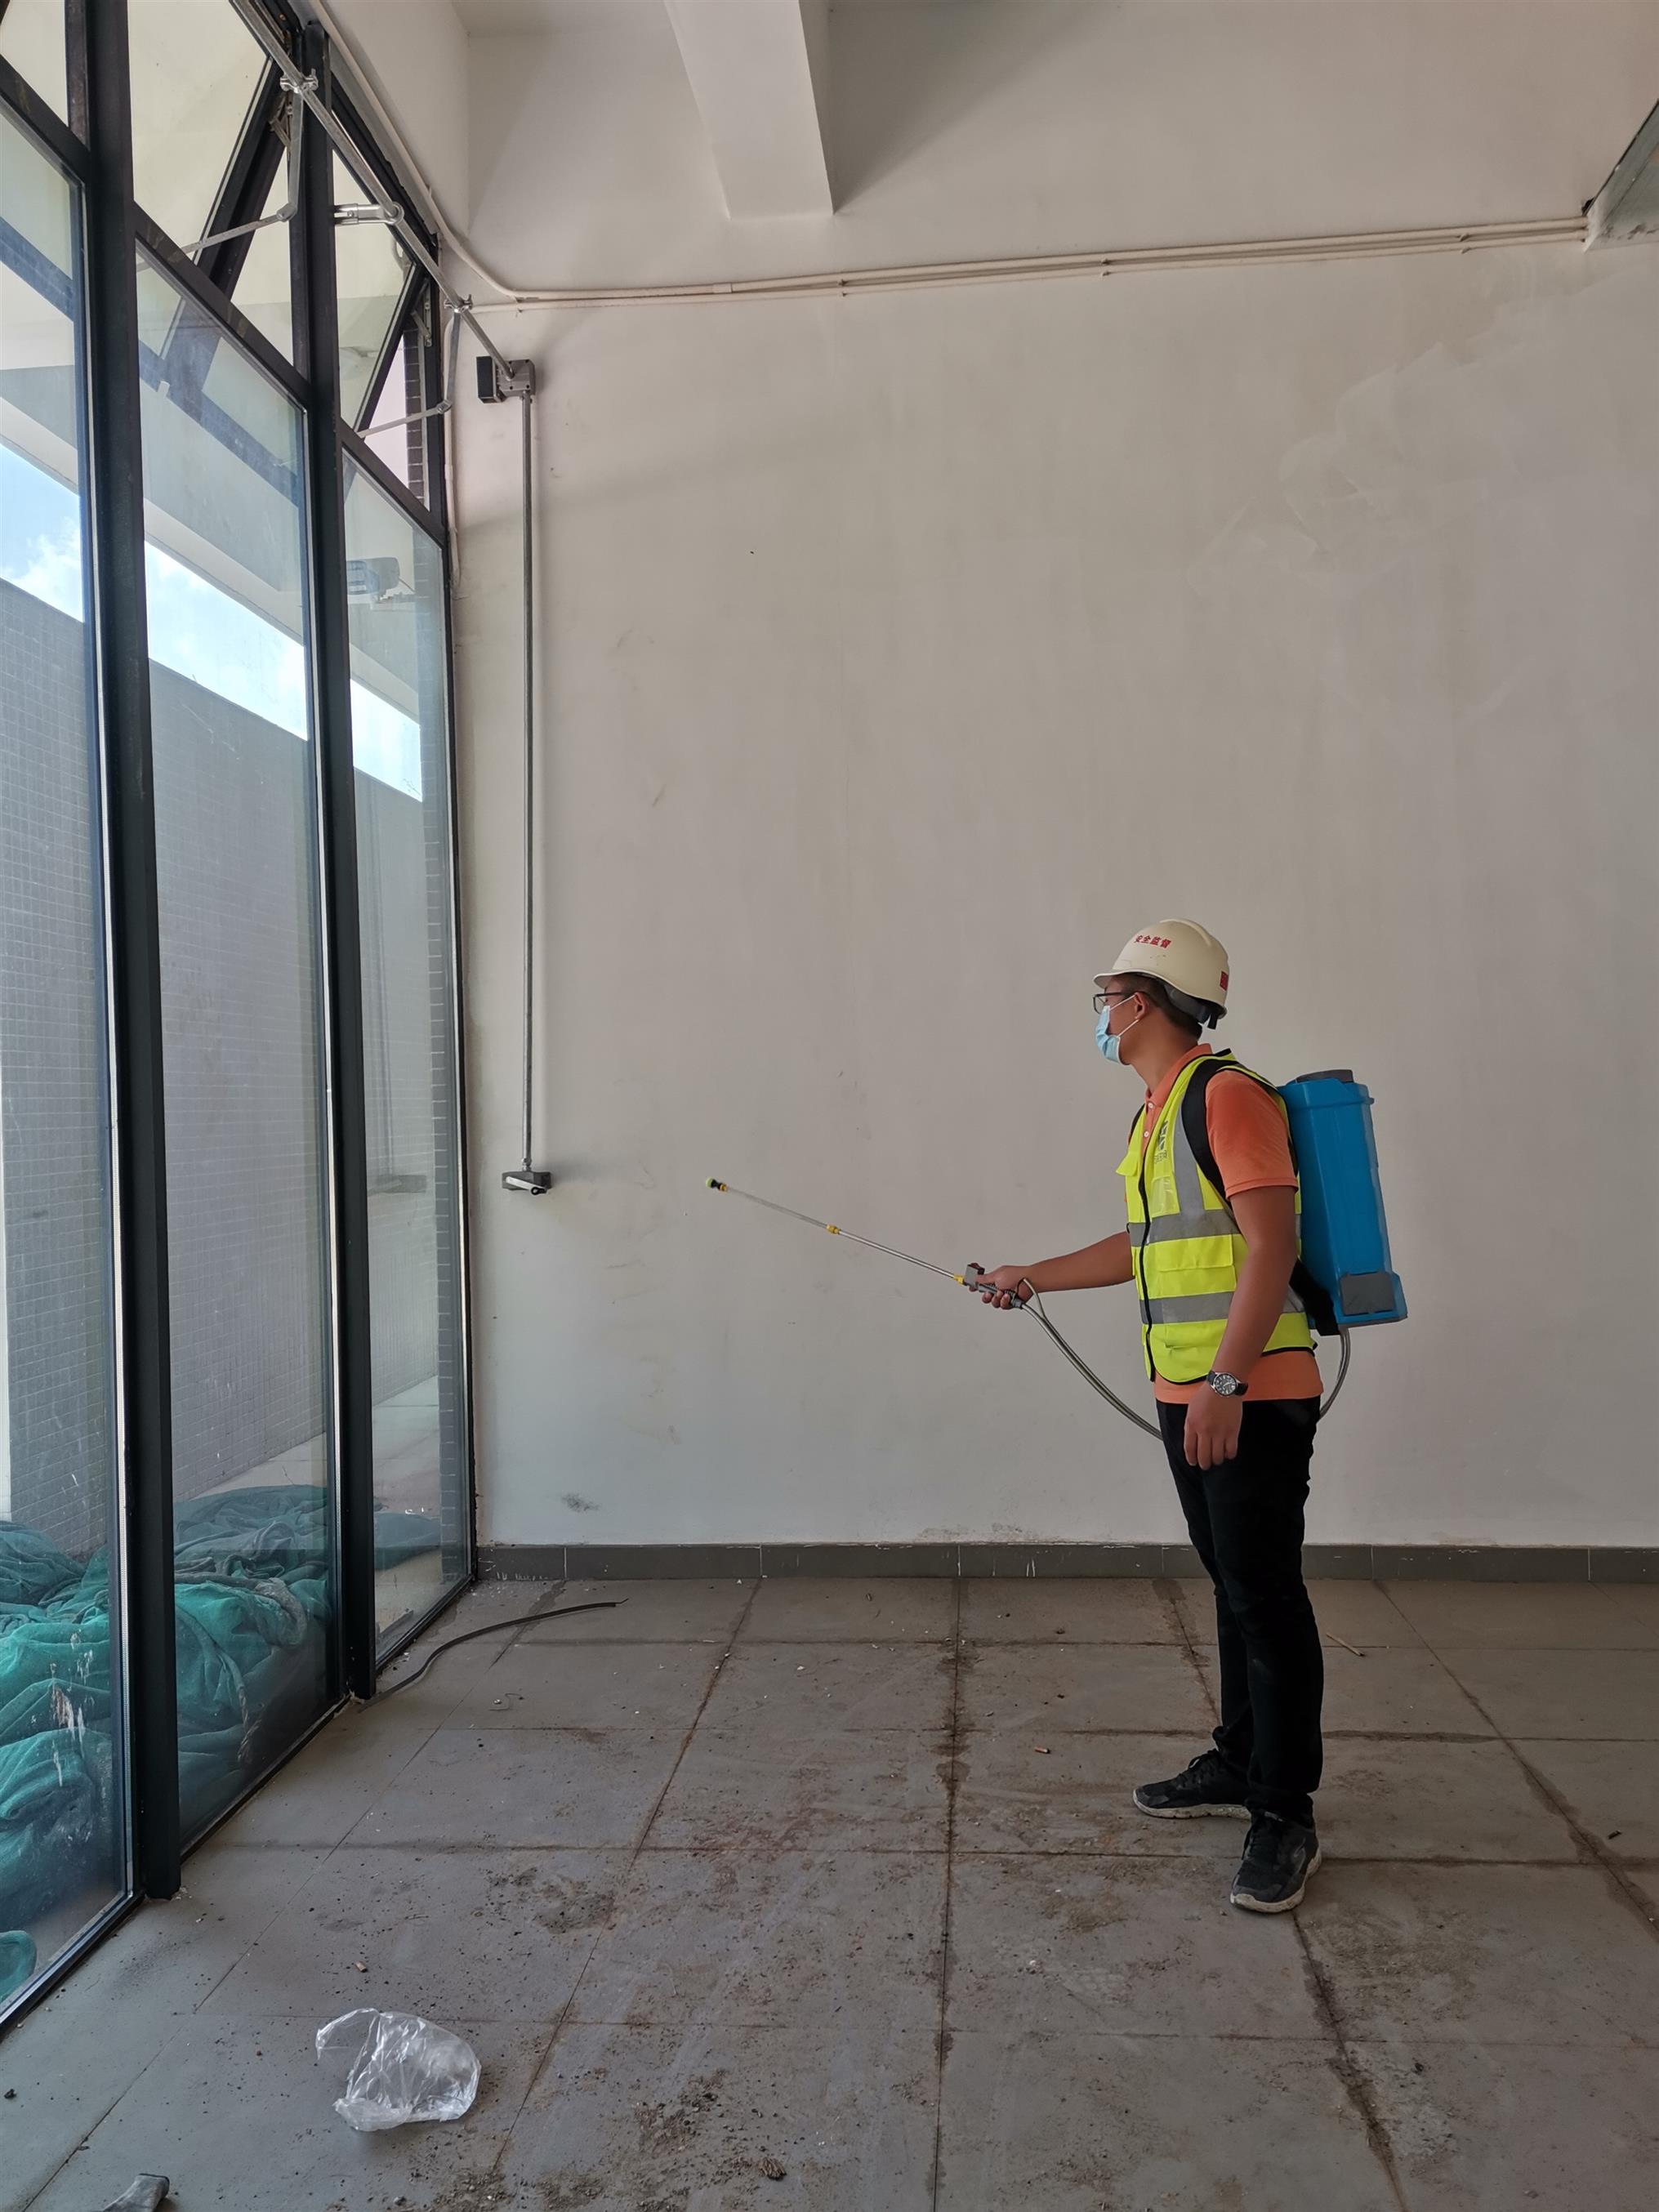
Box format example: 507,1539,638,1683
706,1177,1162,1436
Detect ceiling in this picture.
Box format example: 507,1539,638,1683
328,1,1659,290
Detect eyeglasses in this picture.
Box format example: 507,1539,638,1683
1092,989,1135,1015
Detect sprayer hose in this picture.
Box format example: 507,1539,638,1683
1012,1291,1351,1433
1016,1290,1162,1436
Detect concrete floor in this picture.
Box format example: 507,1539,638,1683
4,1574,1657,2211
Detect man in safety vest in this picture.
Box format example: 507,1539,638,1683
979,919,1325,1913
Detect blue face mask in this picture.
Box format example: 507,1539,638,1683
1095,1000,1141,1063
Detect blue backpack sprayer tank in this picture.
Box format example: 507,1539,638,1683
707,1066,1404,1431
1276,1072,1407,1330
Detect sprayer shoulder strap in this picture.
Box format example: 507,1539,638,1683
1126,1067,1260,1181
1178,1055,1287,1197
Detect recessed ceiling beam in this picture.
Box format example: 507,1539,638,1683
665,0,832,220
1587,94,1659,243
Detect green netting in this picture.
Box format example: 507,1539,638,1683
0,1728,113,1923
0,1526,81,1608
0,1488,443,1989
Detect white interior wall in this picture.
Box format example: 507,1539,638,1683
411,1,1659,1552
454,239,1659,1552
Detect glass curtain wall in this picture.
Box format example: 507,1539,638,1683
0,0,472,2022
344,466,469,1648
127,0,270,255
0,4,69,124
132,255,335,1840
334,150,412,425
0,103,127,2005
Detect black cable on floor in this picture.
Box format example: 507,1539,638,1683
372,1597,627,1700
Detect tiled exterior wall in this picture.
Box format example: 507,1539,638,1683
147,661,332,1501
1,581,463,1554
0,583,115,1559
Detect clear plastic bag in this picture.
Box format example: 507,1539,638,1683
314,2008,480,2132
97,2182,171,2212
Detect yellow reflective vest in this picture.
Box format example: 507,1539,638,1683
1117,1053,1314,1384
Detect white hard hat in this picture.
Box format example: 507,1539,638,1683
1095,919,1230,1013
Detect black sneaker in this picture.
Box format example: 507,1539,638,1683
1229,1813,1322,1913
1133,1750,1249,1820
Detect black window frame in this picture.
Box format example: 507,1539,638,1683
0,0,475,2031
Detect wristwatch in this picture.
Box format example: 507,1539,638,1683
1205,1370,1249,1398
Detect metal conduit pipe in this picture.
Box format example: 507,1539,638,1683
514,381,546,1195
477,357,545,1197
443,300,464,583
458,216,1588,305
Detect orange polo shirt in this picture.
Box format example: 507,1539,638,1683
1137,1046,1323,1406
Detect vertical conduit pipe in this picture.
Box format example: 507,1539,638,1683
492,358,549,1196
520,383,535,1178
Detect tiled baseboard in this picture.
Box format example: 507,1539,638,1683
479,1541,1657,1584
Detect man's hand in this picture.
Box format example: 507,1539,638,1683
1184,1385,1244,1469
978,1265,1032,1310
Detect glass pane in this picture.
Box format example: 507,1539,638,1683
136,254,334,1841
0,0,69,124
0,107,127,2017
359,324,428,501
335,152,412,426
230,152,294,363
343,468,469,1648
128,0,268,252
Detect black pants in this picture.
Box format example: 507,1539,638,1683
1157,1397,1323,1829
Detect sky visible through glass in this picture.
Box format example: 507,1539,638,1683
0,444,421,800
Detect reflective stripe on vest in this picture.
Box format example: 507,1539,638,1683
1117,1054,1313,1385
